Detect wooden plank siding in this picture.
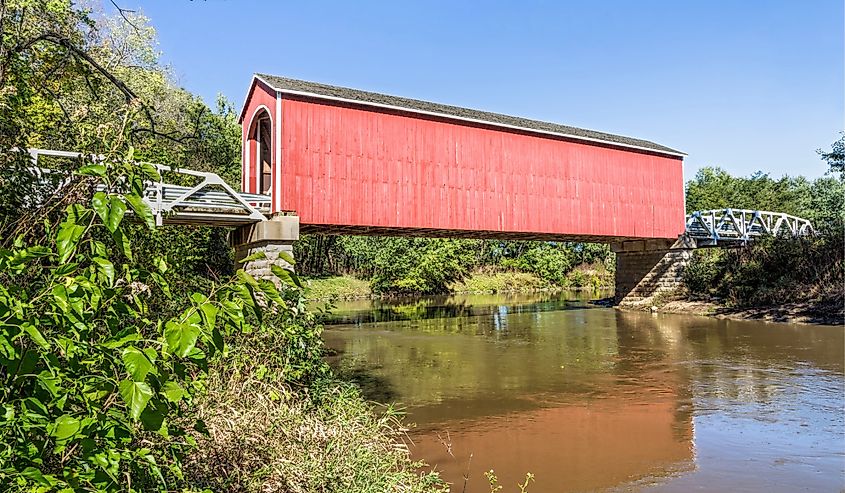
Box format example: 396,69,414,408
271,95,685,241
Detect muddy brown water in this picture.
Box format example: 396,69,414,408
320,292,844,492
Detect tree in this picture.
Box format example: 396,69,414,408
818,132,845,177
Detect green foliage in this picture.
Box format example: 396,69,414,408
370,238,477,295
501,243,574,285
683,230,844,307
685,165,844,230
818,132,844,177
0,155,303,490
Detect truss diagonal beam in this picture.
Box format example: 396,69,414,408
685,208,813,246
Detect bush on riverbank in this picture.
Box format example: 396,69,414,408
683,231,844,308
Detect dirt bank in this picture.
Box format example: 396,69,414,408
623,299,844,326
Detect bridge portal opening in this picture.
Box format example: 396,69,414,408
247,109,273,196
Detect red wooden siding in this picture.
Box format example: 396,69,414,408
277,96,685,241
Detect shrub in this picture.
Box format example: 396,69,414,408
0,155,301,491
371,238,476,295
501,244,574,286
683,229,844,307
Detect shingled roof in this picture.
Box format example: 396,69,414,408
254,73,684,157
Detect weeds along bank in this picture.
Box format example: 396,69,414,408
0,4,444,491
673,230,845,324
303,265,613,301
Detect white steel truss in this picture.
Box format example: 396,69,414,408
24,149,271,227
685,208,814,246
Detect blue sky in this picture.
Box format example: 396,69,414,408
116,1,843,180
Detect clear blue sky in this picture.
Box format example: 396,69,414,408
117,0,843,180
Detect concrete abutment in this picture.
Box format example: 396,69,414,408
612,237,696,308
232,215,299,280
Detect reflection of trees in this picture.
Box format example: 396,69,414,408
614,310,844,409
322,291,601,325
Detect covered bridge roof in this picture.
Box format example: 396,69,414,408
252,73,684,157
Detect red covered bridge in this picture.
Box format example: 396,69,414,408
238,74,685,243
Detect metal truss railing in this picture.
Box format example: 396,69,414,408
24,149,270,227
685,208,814,246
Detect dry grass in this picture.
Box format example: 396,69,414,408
183,372,447,493
303,275,372,300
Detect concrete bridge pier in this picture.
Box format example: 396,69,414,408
232,215,300,280
612,236,697,308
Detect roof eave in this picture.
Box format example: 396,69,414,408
255,74,686,158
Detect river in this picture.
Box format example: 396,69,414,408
320,291,844,492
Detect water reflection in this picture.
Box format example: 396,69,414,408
323,292,844,493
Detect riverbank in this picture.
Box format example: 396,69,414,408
618,295,844,326
304,267,612,301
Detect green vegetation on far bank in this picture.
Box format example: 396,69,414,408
304,275,373,299
304,263,614,300
297,236,615,298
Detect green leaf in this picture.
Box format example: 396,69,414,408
238,251,267,263
21,323,49,349
118,380,153,420
56,216,86,264
140,399,167,433
20,467,57,487
111,228,132,261
198,302,218,331
92,257,115,285
258,279,284,305
162,381,185,403
233,284,262,323
140,161,161,181
93,193,127,234
164,321,201,358
277,251,296,265
92,192,108,225
36,371,61,396
103,328,141,348
271,264,303,288
49,415,81,443
122,346,155,382
9,245,52,266
77,163,106,176
54,262,78,276
125,193,156,229
236,269,259,287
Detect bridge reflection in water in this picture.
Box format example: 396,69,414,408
322,293,843,493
